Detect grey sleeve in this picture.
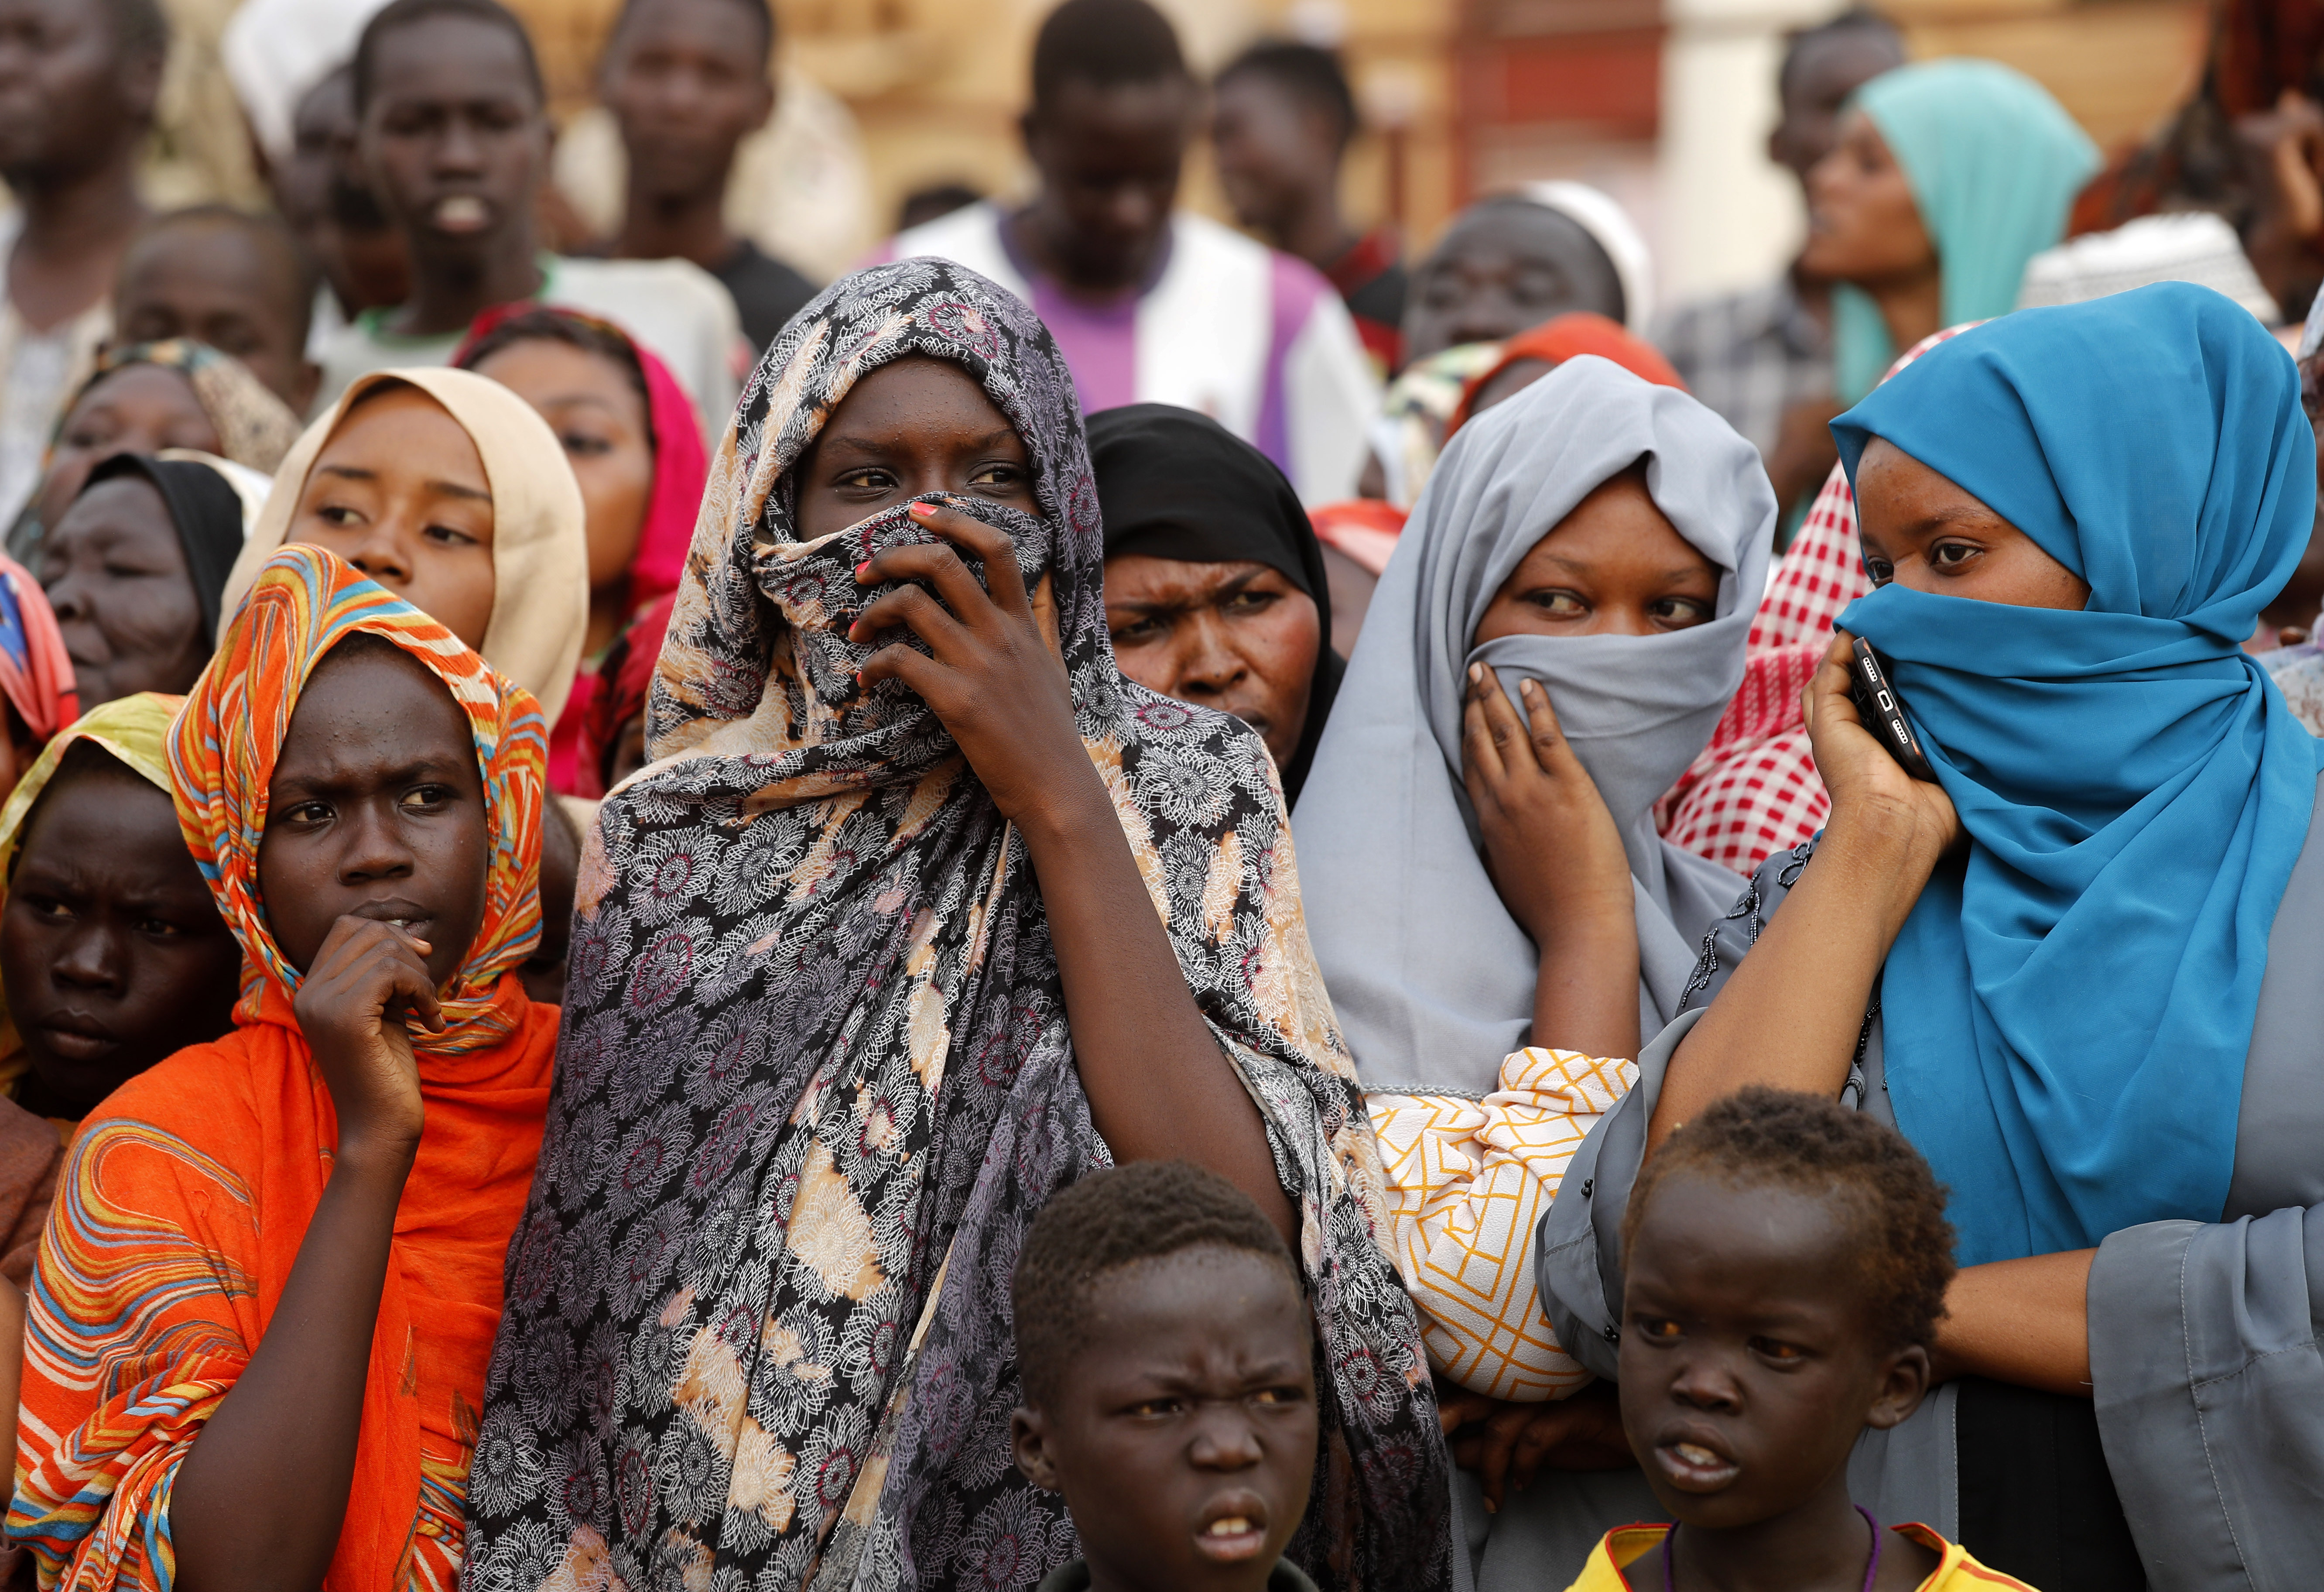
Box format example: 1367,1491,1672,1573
2089,1207,2324,1590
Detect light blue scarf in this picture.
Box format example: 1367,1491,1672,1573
1834,283,2324,1266
1832,59,2099,405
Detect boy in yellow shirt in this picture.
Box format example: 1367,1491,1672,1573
1567,1088,2038,1592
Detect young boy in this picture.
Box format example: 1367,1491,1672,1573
1012,1160,1322,1592
1574,1087,2039,1592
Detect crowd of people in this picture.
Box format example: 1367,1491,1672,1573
0,0,2318,1586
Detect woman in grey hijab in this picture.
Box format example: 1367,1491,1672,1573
1297,353,1772,1093
1294,354,1773,1588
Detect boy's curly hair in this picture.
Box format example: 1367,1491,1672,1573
1624,1086,1955,1352
1012,1160,1300,1410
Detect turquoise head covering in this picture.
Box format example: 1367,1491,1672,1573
1832,283,2324,1266
1831,59,2100,405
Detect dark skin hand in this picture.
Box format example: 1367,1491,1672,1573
1653,438,2096,1398
1437,1379,1635,1513
1621,1173,1939,1590
1463,468,1722,1062
1103,554,1322,772
1013,1247,1317,1592
170,641,490,1592
41,474,214,707
0,755,240,1119
814,356,1291,1240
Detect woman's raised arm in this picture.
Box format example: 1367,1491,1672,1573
1649,634,1958,1150
855,500,1293,1241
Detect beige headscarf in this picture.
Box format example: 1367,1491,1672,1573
221,368,590,724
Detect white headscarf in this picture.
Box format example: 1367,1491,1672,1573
1293,356,1773,1091
1521,181,1655,334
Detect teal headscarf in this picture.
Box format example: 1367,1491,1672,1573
1832,283,2324,1266
1831,59,2100,405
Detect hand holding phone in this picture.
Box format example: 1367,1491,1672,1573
1846,636,1937,782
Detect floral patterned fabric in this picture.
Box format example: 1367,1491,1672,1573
460,259,1449,1592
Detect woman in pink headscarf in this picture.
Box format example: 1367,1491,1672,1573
455,304,708,792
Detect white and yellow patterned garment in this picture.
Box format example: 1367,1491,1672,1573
1368,1049,1636,1400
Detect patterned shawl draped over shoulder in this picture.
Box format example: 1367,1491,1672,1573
462,258,1447,1592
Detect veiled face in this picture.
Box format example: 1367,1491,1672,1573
1853,438,2088,611
791,356,1036,543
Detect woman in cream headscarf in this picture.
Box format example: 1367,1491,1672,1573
222,367,589,725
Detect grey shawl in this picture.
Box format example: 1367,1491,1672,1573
1292,355,1774,1092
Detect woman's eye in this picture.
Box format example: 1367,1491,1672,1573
1110,616,1166,645
400,785,454,810
968,462,1023,489
1250,1386,1304,1407
1863,557,1895,585
835,468,896,492
1526,590,1588,617
27,896,70,920
1636,1316,1682,1342
561,432,613,457
1750,1337,1807,1363
137,917,184,937
423,524,479,549
1223,590,1278,616
1127,1397,1183,1418
316,504,360,528
1930,541,1978,569
1649,597,1713,628
283,801,332,825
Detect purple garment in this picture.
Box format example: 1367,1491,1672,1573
1254,250,1332,474
1026,283,1140,416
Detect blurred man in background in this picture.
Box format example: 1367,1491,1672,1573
883,0,1376,504
1212,41,1406,377
597,0,818,358
0,0,167,525
315,0,742,431
1653,7,1903,510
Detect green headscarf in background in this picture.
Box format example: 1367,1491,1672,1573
1832,59,2101,404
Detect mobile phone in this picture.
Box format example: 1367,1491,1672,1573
1846,636,1937,782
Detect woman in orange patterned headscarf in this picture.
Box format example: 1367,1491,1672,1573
7,541,558,1592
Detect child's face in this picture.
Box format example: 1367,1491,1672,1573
1617,1171,1930,1530
290,386,498,649
0,756,240,1114
1469,470,1721,644
1013,1246,1317,1592
255,642,492,992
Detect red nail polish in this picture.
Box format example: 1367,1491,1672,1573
855,560,870,580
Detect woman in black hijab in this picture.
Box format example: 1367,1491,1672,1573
40,453,247,708
1090,403,1344,801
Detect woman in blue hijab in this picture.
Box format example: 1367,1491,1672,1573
1804,59,2099,405
1539,283,2324,1592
